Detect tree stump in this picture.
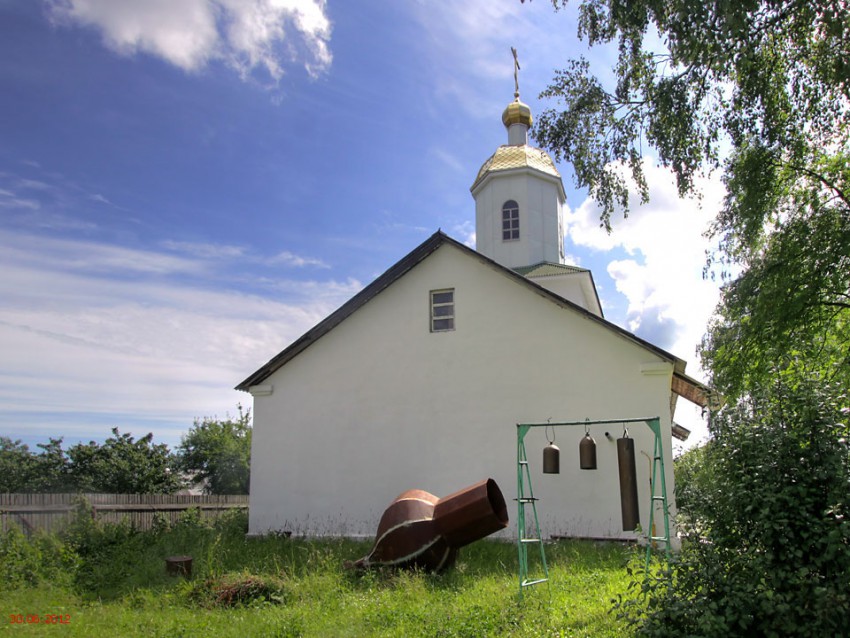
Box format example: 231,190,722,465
165,555,192,577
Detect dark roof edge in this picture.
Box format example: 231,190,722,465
466,244,682,368
587,270,605,319
236,230,685,392
235,230,448,391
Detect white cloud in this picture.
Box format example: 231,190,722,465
431,147,466,174
567,161,724,446
89,193,112,205
15,177,53,191
0,192,40,210
219,0,332,79
567,160,724,369
6,232,205,276
161,240,247,260
47,0,332,81
267,250,329,268
0,230,359,446
451,220,476,248
160,240,329,268
410,1,545,115
566,161,725,447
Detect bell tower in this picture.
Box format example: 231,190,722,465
470,49,602,317
470,48,566,270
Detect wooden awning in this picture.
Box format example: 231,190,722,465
672,372,721,409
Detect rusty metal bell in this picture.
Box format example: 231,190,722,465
542,442,560,474
579,433,597,470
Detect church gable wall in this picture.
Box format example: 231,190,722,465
248,243,676,541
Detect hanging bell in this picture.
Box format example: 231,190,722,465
543,442,560,474
579,433,597,470
617,433,640,531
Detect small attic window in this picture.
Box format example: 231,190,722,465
502,200,519,241
430,289,455,332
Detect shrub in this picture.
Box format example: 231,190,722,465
617,379,850,637
0,527,78,588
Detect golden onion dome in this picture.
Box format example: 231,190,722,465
501,99,533,128
470,145,561,193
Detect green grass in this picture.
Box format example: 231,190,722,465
1,510,639,637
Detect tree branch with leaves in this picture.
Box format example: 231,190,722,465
533,0,850,397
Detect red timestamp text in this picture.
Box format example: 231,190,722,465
8,614,71,625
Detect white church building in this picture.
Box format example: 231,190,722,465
238,89,709,542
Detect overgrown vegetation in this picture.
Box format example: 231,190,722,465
0,407,251,495
1,507,636,636
529,0,850,635
0,430,181,494
533,1,850,399
176,406,252,495
619,380,850,636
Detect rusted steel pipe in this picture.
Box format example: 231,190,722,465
617,435,640,531
351,478,508,572
433,478,509,548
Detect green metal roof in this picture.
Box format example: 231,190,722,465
514,262,587,277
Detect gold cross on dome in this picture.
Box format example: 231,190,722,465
511,46,521,98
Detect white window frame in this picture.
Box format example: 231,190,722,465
430,289,455,332
502,200,520,241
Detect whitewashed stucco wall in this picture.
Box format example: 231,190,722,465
247,242,677,542
474,171,564,268
528,272,597,315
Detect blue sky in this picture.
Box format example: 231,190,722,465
0,0,722,453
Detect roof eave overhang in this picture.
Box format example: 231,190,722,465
235,233,447,391
672,371,721,409
470,166,566,200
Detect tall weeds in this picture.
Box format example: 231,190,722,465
2,507,637,636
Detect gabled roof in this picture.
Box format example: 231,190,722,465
514,261,605,319
236,231,708,406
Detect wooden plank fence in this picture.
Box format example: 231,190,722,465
0,493,249,536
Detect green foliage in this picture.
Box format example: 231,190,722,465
672,441,715,530
0,437,77,492
533,0,850,399
617,380,850,637
68,428,183,494
30,437,75,492
536,0,848,223
1,512,636,636
0,437,38,492
58,504,246,599
0,526,78,589
702,191,850,397
0,429,181,494
177,406,251,495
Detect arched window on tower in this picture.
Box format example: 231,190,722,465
502,200,519,241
